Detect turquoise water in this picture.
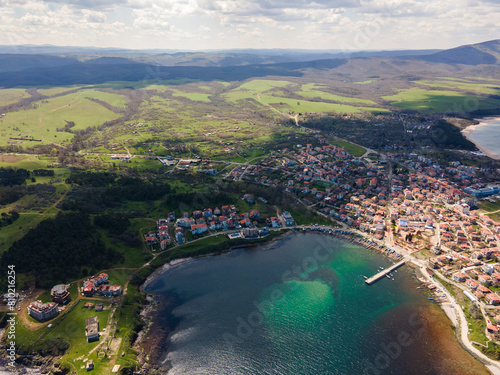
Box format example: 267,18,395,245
469,119,500,157
145,233,451,374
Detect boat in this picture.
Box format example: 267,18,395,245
389,273,393,277
428,297,434,300
362,276,368,279
386,274,391,279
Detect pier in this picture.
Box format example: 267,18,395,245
365,260,406,285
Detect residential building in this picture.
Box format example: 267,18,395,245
86,316,99,342
51,284,71,304
282,211,295,226
28,300,59,322
486,293,500,305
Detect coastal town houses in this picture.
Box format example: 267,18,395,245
486,293,500,305
86,316,99,342
282,211,295,226
82,273,121,298
28,300,59,322
51,284,71,304
191,223,208,235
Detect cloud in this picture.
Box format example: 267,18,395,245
82,9,106,23
0,0,498,50
132,4,172,30
42,0,128,10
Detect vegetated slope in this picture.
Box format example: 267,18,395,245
0,54,79,73
0,59,349,87
413,39,500,65
0,212,122,287
0,40,497,88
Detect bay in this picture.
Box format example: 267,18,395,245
145,233,489,375
466,118,500,159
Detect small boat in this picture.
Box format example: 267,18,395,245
389,273,393,277
386,274,391,279
428,297,434,300
392,278,395,281
363,276,368,279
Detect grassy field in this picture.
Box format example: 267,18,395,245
224,80,388,114
37,86,85,96
172,91,212,102
383,87,500,113
259,93,389,114
479,200,500,221
297,83,375,105
331,140,367,157
0,90,121,146
81,89,128,108
479,199,500,213
414,79,500,96
287,207,333,226
0,88,31,106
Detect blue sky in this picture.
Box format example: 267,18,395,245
0,0,498,51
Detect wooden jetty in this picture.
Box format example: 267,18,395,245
365,260,406,285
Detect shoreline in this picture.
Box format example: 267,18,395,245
461,116,500,160
137,230,494,375
135,229,408,373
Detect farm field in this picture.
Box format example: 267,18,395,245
0,90,122,146
297,83,376,104
1,72,500,156
414,79,500,95
382,87,500,113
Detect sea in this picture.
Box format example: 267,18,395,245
145,233,489,375
468,118,500,158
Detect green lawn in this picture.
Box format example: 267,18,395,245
331,140,367,157
287,207,333,226
479,200,500,213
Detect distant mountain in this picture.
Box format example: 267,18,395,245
84,57,138,65
414,39,500,65
0,54,79,73
0,40,498,87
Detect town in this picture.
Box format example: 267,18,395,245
142,128,500,350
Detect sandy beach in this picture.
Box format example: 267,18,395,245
462,117,500,160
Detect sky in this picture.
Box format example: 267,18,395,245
0,0,498,51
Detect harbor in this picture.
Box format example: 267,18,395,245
365,260,406,285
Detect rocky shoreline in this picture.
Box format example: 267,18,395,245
134,228,404,373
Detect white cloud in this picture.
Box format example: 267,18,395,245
82,9,106,23
0,0,497,50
